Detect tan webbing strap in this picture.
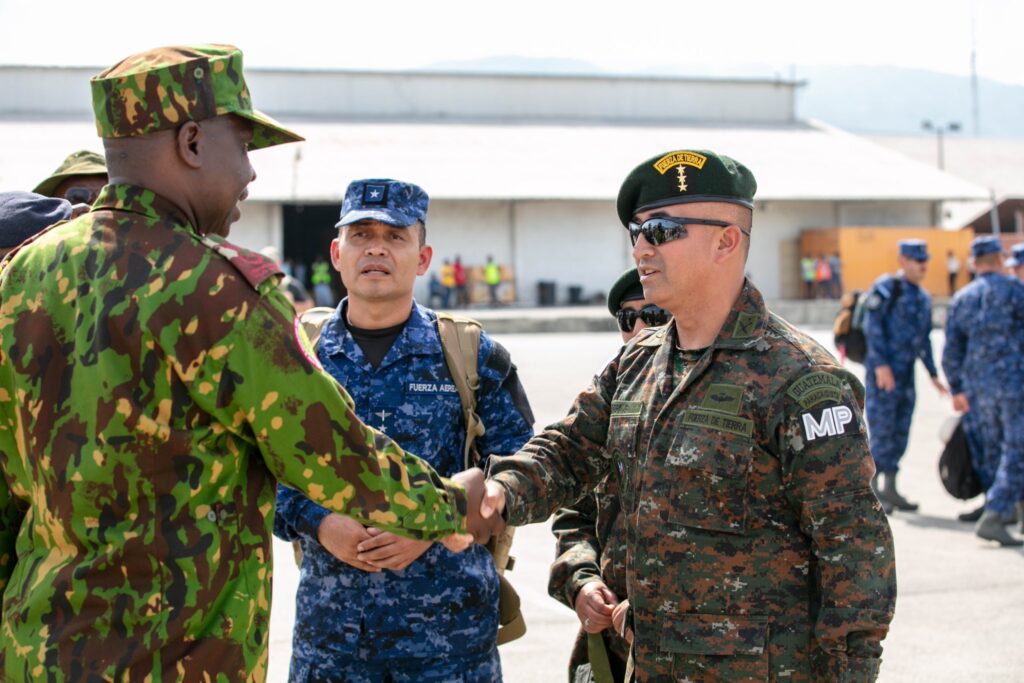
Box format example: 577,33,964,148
300,306,336,351
434,312,487,470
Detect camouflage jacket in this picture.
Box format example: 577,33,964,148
0,185,467,682
274,300,533,672
863,273,937,376
942,271,1024,396
490,281,896,683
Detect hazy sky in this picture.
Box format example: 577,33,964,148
2,0,1021,85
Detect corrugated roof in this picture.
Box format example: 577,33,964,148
870,135,1024,199
1,118,989,202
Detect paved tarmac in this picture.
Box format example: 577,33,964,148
268,325,1024,682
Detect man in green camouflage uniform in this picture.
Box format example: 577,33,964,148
0,44,481,682
485,150,896,682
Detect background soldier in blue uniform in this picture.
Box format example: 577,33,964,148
942,235,1024,546
274,179,535,682
863,239,948,513
1006,243,1024,282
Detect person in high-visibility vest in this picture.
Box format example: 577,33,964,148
485,255,502,306
311,256,335,306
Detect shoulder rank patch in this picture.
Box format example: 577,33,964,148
200,235,282,290
799,401,858,442
611,400,643,417
681,408,753,437
701,383,743,414
864,292,884,310
787,372,844,409
732,311,760,338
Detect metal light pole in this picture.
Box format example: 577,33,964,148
921,120,962,170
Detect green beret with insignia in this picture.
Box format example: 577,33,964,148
90,44,304,150
616,149,757,227
607,267,644,316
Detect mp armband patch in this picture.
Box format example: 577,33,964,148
799,401,859,442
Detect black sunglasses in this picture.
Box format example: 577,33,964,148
627,216,749,247
616,304,670,332
64,187,101,205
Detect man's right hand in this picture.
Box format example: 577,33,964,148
874,365,896,392
317,513,381,572
575,580,618,633
952,393,971,413
451,468,507,544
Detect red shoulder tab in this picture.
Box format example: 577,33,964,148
200,236,282,289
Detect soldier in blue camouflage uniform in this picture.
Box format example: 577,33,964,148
862,239,947,513
548,268,668,683
942,235,1024,546
480,150,896,682
1006,243,1024,281
274,179,535,682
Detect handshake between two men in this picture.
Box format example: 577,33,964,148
445,467,508,551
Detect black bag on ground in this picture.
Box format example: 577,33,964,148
939,417,983,500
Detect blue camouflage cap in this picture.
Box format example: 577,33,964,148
1005,243,1024,268
898,239,929,261
336,179,429,228
970,235,1003,258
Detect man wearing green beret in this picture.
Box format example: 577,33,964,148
33,149,108,206
548,268,668,683
0,44,485,682
482,150,896,681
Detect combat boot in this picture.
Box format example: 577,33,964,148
871,473,893,514
957,502,985,522
879,473,918,512
976,510,1024,547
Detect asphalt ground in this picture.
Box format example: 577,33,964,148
268,327,1024,682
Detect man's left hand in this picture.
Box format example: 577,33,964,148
357,529,433,571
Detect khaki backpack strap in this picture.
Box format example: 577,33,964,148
299,306,336,352
435,312,486,470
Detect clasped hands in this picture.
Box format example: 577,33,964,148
317,467,507,566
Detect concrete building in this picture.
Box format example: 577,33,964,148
0,65,989,302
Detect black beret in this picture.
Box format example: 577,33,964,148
0,191,72,248
607,268,645,316
616,149,757,227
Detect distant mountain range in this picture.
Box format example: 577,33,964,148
424,57,1024,138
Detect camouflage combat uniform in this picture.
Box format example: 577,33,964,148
862,273,938,473
548,474,631,681
942,271,1024,514
490,281,896,682
0,185,468,682
275,300,534,682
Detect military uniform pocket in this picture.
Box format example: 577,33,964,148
666,428,753,534
662,612,770,682
606,412,639,510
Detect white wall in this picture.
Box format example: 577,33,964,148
836,201,934,227
230,202,281,253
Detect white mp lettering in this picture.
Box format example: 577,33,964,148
801,405,855,441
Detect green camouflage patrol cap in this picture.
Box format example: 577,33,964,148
616,149,757,227
32,150,107,197
90,44,303,150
